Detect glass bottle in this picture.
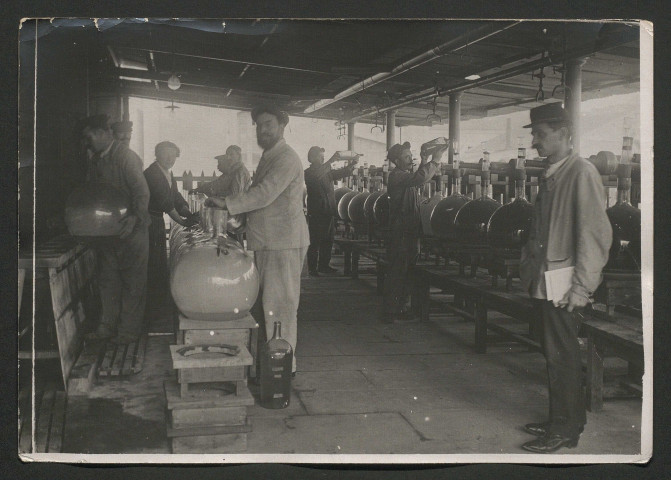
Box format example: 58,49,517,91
260,321,293,409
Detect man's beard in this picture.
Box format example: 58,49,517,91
257,133,279,150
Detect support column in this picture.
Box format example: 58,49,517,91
347,122,355,151
386,110,396,148
565,57,586,155
448,93,462,164
122,96,130,121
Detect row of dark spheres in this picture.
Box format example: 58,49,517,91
334,186,640,270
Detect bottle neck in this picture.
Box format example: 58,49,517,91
272,321,282,339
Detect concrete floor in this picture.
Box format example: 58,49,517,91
60,256,642,457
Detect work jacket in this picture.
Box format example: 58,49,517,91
520,152,612,299
227,139,310,251
304,162,355,217
144,161,190,216
387,161,441,234
86,140,150,232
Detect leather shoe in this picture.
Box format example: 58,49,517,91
318,266,338,274
308,270,320,277
521,434,579,453
524,422,584,437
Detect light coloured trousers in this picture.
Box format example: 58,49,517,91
253,247,308,372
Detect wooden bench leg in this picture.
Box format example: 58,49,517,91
586,334,604,412
376,261,385,295
474,298,487,354
343,248,352,276
351,251,360,279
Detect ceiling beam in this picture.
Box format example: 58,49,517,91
303,21,522,114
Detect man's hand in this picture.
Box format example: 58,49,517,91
205,196,227,209
118,215,137,239
556,289,591,312
183,215,199,228
420,150,430,164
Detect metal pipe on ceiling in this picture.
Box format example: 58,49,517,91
344,24,639,123
303,21,522,114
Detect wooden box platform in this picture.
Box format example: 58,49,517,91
171,432,247,454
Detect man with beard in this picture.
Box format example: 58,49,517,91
519,102,612,453
80,114,150,344
206,104,309,376
143,141,197,325
303,146,358,276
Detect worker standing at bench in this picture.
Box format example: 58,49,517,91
304,147,358,276
383,141,445,323
519,102,612,453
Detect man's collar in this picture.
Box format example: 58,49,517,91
262,138,286,158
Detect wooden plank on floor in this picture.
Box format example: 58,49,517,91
97,343,117,377
18,406,32,453
110,342,129,376
129,335,147,375
48,392,66,453
67,341,105,395
35,390,55,453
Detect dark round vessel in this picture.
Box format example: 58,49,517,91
64,182,129,237
606,201,641,270
334,187,352,208
337,191,359,221
486,197,533,250
364,190,385,222
348,191,371,235
373,193,390,228
453,196,501,245
429,194,470,241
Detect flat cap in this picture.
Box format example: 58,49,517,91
111,120,133,133
251,104,289,125
307,146,325,160
155,141,180,157
387,142,411,161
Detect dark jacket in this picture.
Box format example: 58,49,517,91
304,162,355,216
387,161,441,234
143,161,190,217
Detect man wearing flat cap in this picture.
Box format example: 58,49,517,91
111,120,133,147
196,145,251,198
519,102,612,453
304,146,359,276
80,114,150,345
207,104,309,376
143,141,197,325
383,141,446,323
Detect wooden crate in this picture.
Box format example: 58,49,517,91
171,432,247,454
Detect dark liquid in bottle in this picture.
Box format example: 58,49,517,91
259,349,293,409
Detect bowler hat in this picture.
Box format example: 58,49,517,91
523,102,570,128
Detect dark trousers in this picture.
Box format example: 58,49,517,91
307,214,335,272
383,231,420,315
146,214,168,324
97,227,149,338
537,300,586,437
